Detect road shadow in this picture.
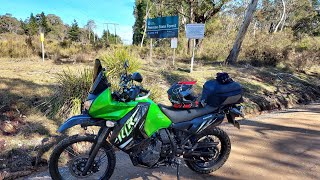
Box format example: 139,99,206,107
111,152,234,180
228,112,320,180
240,119,320,136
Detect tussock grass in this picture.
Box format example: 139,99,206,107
45,69,92,119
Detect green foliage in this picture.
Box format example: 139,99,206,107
47,69,93,118
293,14,320,37
46,48,142,118
46,14,67,40
68,20,80,41
27,13,38,36
39,12,50,34
101,30,123,47
132,0,147,45
99,48,141,77
0,14,22,34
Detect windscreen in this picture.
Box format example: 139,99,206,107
93,59,102,83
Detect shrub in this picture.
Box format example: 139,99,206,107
46,48,142,118
45,69,92,119
0,33,34,58
99,48,141,89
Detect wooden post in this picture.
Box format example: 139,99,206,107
190,39,196,73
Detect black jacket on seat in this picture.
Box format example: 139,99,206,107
158,104,218,123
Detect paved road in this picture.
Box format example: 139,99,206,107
25,103,320,180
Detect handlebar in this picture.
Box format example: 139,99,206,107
115,72,149,102
140,87,149,94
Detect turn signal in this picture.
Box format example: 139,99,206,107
106,121,115,127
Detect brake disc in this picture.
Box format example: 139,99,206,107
68,155,100,178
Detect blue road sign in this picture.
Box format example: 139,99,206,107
147,16,179,38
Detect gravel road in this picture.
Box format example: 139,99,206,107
25,103,320,180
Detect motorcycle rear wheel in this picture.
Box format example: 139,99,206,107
184,127,231,174
49,134,116,180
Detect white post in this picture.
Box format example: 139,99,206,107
190,39,196,73
41,41,44,62
149,39,153,62
173,48,176,66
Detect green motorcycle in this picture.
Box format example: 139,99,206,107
49,59,243,179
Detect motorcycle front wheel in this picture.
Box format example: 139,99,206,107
184,127,231,174
49,134,116,180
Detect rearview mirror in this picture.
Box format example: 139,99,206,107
132,72,143,83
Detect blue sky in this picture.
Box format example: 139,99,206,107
0,0,135,44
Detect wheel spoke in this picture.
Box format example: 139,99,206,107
50,136,113,180
64,146,79,157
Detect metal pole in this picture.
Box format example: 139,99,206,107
173,48,176,66
150,39,152,62
106,24,109,42
190,39,196,73
114,24,117,44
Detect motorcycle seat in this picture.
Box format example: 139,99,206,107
158,104,218,123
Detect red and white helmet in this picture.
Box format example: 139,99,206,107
167,81,199,109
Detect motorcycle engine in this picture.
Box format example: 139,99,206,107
132,129,172,167
137,138,162,167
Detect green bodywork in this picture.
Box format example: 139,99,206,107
89,89,172,137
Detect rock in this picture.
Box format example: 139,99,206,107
0,139,6,151
0,121,17,135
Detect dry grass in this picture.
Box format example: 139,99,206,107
0,52,319,176
0,58,90,154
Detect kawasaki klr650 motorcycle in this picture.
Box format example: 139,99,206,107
49,59,244,180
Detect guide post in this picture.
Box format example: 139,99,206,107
40,32,45,62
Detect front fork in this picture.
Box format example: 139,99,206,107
82,126,111,175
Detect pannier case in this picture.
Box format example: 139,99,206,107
201,80,243,107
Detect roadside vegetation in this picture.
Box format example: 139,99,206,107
1,0,320,179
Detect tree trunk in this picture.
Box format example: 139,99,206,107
253,20,257,37
141,2,152,47
274,0,286,32
88,28,91,42
187,1,194,55
225,0,258,65
280,13,286,32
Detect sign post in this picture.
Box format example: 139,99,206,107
147,16,179,63
171,38,178,65
150,39,152,62
186,24,205,73
40,32,45,62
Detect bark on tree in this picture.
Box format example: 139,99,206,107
274,0,286,32
225,0,258,65
187,0,194,55
140,1,152,47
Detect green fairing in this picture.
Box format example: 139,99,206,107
137,98,172,137
89,89,136,120
89,89,172,137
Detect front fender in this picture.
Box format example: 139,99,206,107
58,114,97,133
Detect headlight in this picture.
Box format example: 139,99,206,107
83,100,93,110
